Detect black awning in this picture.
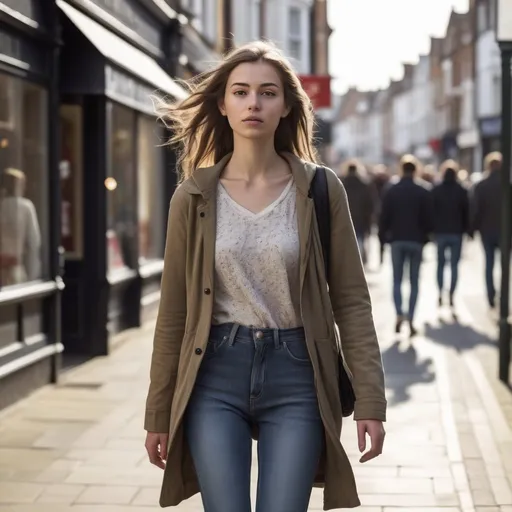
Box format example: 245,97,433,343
58,0,187,100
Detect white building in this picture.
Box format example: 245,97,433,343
231,0,314,74
475,1,501,166
410,55,434,162
179,0,219,48
392,81,414,156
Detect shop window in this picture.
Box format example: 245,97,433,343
59,105,83,258
0,74,48,288
288,7,302,63
137,116,164,263
107,103,137,272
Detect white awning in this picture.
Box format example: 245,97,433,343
57,0,188,101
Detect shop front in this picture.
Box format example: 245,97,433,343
0,1,62,408
57,0,187,358
457,128,479,174
479,116,502,164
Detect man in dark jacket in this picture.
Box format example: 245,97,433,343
379,155,434,336
470,152,502,308
431,159,469,307
341,161,375,265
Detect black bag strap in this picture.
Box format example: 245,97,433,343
310,165,331,283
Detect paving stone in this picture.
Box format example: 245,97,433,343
399,466,452,478
0,482,45,504
357,477,433,494
360,493,459,507
434,477,456,494
473,489,497,506
74,485,139,505
384,509,461,512
131,487,159,506
35,484,85,505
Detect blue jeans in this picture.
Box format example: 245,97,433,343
482,234,500,305
436,234,463,296
184,323,324,512
391,241,423,321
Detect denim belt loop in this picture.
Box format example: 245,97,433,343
228,323,240,346
273,329,280,349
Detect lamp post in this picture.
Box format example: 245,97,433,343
497,0,512,383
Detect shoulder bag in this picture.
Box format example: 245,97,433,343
310,165,356,418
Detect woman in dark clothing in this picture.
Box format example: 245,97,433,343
431,160,469,307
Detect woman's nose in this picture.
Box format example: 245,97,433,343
248,92,261,110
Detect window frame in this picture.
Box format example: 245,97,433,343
288,5,303,64
0,71,49,290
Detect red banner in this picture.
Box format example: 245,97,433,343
299,75,331,109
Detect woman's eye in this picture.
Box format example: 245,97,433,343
233,90,247,96
262,91,276,97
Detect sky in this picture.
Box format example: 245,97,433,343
327,0,470,94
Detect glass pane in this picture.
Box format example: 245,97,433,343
289,7,301,36
107,103,136,272
0,74,48,288
137,116,164,262
59,105,83,258
289,39,301,61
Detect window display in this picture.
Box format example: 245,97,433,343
107,103,137,272
0,74,48,288
137,116,164,262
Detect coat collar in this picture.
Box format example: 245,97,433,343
180,152,317,199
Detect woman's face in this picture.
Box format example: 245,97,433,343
219,61,290,141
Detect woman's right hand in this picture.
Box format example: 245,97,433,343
145,431,169,469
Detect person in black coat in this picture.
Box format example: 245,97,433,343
470,151,502,308
431,160,470,307
340,160,375,265
379,155,434,336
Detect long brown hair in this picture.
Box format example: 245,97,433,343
159,40,318,182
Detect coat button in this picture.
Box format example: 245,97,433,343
204,288,211,295
200,212,205,217
195,348,202,355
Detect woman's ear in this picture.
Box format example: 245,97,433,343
218,99,227,117
282,105,292,118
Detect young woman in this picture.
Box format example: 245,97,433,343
144,41,387,512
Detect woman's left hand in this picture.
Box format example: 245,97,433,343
357,419,385,463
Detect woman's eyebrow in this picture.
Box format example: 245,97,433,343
229,82,280,88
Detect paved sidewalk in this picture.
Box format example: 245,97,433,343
1,239,512,511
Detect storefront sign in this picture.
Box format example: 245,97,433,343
480,116,501,137
86,0,161,51
105,65,155,115
298,75,331,109
0,27,48,75
457,129,479,149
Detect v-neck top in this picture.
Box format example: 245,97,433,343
212,178,302,329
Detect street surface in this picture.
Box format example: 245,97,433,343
1,238,512,511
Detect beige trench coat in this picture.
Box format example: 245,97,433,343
144,152,387,510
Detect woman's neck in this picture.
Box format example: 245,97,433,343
226,138,288,182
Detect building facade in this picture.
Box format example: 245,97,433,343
332,3,485,174
475,0,501,167
0,0,332,409
0,0,222,409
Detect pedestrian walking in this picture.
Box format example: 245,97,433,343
371,164,391,265
431,159,470,307
144,41,386,512
470,151,502,308
379,155,434,336
341,159,375,265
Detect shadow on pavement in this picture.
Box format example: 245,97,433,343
424,318,496,353
381,340,435,406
